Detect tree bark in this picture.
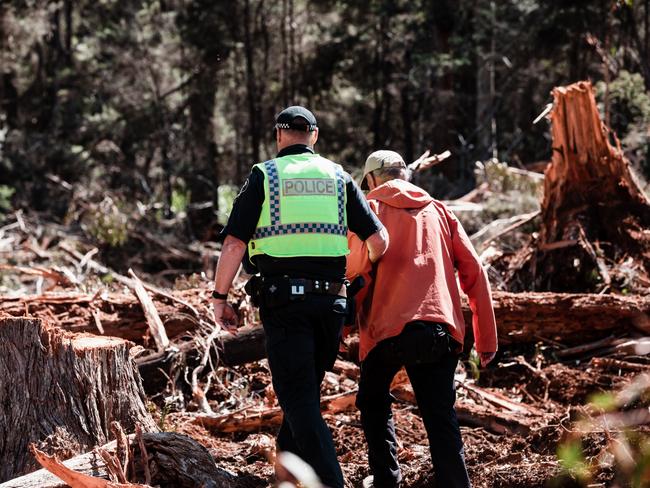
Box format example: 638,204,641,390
0,318,156,482
243,0,261,164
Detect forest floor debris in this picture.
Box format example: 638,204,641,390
1,207,649,487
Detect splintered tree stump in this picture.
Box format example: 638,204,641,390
508,80,650,292
0,317,157,482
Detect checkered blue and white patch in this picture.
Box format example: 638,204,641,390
264,159,281,225
254,222,347,239
334,166,345,226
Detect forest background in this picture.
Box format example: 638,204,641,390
1,0,650,263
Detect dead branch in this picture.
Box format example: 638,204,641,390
29,445,149,488
128,269,169,351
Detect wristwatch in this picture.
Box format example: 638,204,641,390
211,290,228,300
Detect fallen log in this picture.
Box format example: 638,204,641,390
214,291,650,364
0,433,246,488
473,291,650,345
2,290,646,362
0,291,199,344
557,336,650,360
0,318,157,482
133,325,267,395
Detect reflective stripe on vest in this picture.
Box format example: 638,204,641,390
252,159,347,239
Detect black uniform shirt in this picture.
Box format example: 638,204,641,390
222,144,382,281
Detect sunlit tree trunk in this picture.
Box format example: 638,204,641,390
244,0,261,164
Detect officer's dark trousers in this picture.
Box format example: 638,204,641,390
356,329,471,488
261,294,347,488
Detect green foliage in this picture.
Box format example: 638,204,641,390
217,185,240,226
554,372,650,487
458,159,541,236
0,185,14,218
1,0,649,233
596,70,650,180
477,159,544,196
83,196,129,247
171,188,190,215
597,70,650,135
588,391,618,412
466,348,481,380
557,440,591,481
158,401,172,432
100,273,115,284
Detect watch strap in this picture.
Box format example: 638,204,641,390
211,290,228,300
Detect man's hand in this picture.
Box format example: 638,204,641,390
212,299,240,335
479,352,496,367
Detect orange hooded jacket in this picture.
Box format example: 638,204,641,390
347,179,498,362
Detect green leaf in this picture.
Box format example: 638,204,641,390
588,391,617,412
558,440,591,480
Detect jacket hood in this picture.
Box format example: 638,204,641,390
366,179,434,209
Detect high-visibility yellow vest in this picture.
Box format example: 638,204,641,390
248,153,349,259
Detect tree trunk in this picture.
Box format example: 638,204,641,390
0,318,156,482
243,0,261,164
507,81,650,293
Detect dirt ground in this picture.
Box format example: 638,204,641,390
159,352,646,488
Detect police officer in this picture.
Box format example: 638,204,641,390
211,106,388,488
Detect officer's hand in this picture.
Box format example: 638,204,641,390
212,299,240,335
479,352,496,367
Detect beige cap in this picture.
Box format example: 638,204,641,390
361,150,407,189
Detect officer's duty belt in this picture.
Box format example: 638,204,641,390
245,275,347,308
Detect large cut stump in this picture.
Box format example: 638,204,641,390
508,81,650,292
0,317,157,482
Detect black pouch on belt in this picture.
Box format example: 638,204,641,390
244,275,262,307
245,275,291,308
396,322,450,365
260,277,291,308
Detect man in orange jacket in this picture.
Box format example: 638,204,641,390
347,150,498,488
